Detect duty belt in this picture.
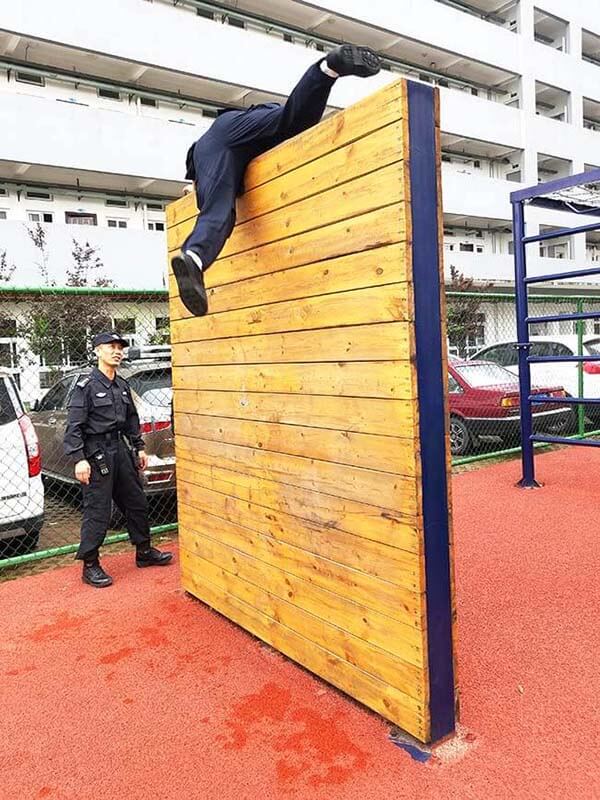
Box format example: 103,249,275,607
86,430,126,445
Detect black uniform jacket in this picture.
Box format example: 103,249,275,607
63,367,145,464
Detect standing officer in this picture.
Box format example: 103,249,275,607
64,332,172,588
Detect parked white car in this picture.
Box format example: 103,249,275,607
0,371,44,557
471,335,600,420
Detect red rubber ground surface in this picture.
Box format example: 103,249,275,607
2,448,599,800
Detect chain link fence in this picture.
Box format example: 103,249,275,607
1,286,599,568
0,287,176,568
446,290,600,461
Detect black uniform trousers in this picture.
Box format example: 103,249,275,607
182,61,336,269
77,436,150,562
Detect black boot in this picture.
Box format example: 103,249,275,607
171,251,208,316
82,561,113,588
326,45,381,78
136,546,173,568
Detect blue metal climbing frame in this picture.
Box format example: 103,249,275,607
511,168,600,486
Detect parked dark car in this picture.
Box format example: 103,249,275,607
30,346,174,494
448,359,573,456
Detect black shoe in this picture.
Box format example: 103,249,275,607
136,547,174,568
171,252,208,316
82,561,113,588
326,45,381,78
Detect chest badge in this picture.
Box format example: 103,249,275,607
96,392,107,397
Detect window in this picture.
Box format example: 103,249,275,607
0,187,7,196
460,243,474,252
140,97,158,108
448,374,462,393
454,363,516,387
112,318,136,334
478,344,517,368
38,378,73,412
155,317,169,331
26,191,52,200
196,7,214,18
0,342,18,369
128,368,172,407
16,71,44,86
549,342,573,357
27,211,53,224
65,212,97,226
98,88,121,101
0,377,20,425
107,218,128,229
203,108,218,119
0,319,17,338
148,221,165,232
227,16,245,28
147,202,164,211
105,199,128,208
0,211,7,220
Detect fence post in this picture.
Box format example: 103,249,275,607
512,199,539,488
576,297,585,438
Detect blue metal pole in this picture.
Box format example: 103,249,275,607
512,199,539,488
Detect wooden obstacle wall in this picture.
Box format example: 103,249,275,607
166,78,457,744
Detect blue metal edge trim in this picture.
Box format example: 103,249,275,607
407,80,456,743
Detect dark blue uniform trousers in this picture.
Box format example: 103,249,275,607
77,439,150,561
182,61,336,269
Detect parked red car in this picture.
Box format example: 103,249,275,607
448,359,573,456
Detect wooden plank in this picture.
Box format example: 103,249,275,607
173,390,417,437
177,534,424,664
166,80,405,228
168,162,405,256
168,204,406,289
172,322,412,366
177,480,420,583
171,282,411,338
172,361,414,400
179,547,425,704
175,458,420,552
174,437,419,519
236,121,404,225
180,565,427,739
178,518,421,624
169,242,407,317
175,413,418,476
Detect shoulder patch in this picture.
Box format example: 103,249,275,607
76,378,90,388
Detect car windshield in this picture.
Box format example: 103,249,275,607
0,375,22,425
127,368,172,407
454,363,517,388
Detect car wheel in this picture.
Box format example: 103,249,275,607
5,529,40,557
450,415,472,457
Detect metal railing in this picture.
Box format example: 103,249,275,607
511,167,600,486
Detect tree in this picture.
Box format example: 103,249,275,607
0,248,16,284
149,326,171,345
19,232,114,370
26,223,53,287
446,265,493,358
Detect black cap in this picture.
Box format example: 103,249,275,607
92,331,128,348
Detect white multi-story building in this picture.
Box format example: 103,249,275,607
1,1,599,324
